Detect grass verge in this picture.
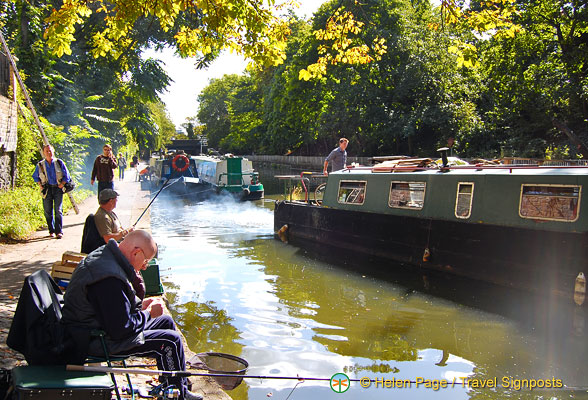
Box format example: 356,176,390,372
0,186,92,240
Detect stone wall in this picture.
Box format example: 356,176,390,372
0,52,17,191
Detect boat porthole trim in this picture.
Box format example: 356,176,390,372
388,181,426,210
455,182,474,219
519,184,581,222
337,180,367,205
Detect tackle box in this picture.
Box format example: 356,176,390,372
11,365,113,400
141,258,164,296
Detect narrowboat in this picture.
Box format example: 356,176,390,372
191,154,264,201
149,153,204,196
274,153,588,300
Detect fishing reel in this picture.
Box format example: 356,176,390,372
149,383,181,399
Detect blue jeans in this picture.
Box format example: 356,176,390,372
43,186,64,234
119,166,125,180
97,181,114,195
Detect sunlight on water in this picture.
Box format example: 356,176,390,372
150,195,587,400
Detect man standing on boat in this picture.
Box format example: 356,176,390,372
61,230,203,400
91,144,118,195
32,144,72,239
323,138,349,174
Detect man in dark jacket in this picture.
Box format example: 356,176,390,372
91,144,118,195
61,230,202,400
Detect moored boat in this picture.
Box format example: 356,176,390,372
149,152,204,196
192,154,264,201
274,154,588,299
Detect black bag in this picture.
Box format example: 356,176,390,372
6,270,87,365
81,214,106,254
63,181,75,193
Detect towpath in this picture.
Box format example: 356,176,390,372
0,166,231,399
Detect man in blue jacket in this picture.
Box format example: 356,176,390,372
61,230,202,400
32,144,71,238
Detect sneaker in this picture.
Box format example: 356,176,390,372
49,233,55,237
56,233,63,239
184,390,203,400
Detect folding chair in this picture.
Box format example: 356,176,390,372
86,330,134,400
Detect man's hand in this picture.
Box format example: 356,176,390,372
323,170,328,176
146,301,164,318
143,297,165,317
91,179,95,185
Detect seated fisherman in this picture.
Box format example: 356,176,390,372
61,230,203,400
95,189,133,243
94,188,147,298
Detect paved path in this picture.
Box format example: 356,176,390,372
0,167,231,399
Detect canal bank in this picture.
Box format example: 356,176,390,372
0,167,231,399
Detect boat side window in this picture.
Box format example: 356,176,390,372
337,181,367,205
389,181,426,210
455,182,474,219
519,184,581,222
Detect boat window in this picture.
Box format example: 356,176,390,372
519,184,581,222
389,181,426,209
455,182,474,219
337,181,367,205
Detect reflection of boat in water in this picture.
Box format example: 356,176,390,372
191,154,264,201
274,152,588,300
149,152,264,201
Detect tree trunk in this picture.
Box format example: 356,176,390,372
552,119,588,159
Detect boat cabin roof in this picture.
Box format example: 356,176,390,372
320,165,588,233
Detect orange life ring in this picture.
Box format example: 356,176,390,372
172,154,190,172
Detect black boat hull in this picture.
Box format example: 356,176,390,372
274,201,588,298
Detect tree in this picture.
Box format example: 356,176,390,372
43,0,291,68
197,75,241,149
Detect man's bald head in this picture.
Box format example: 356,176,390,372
119,230,157,271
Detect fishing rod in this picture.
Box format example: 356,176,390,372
132,177,181,228
67,365,376,382
67,366,588,393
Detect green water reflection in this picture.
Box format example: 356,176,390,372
150,194,587,400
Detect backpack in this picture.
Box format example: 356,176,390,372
81,214,106,254
6,270,87,365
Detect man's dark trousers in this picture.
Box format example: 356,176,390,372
43,186,64,234
97,181,114,195
114,314,188,397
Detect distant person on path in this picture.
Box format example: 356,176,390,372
132,155,139,181
91,144,118,195
61,230,203,400
323,138,349,174
32,144,72,239
118,153,127,181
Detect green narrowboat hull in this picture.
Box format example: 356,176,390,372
274,164,588,299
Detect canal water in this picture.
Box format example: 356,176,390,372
150,171,587,400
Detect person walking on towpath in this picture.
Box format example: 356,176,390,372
323,137,349,174
32,144,72,239
91,144,118,195
61,230,203,400
118,153,127,181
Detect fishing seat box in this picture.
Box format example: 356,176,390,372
11,366,114,400
140,258,164,296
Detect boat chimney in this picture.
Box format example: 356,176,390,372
437,147,450,169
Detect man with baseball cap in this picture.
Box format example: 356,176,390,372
95,189,133,243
